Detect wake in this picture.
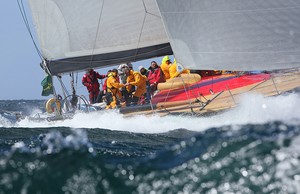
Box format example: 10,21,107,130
3,92,300,133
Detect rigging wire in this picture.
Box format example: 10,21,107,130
133,0,148,62
57,76,70,97
75,72,78,91
70,73,76,95
17,0,43,61
17,0,56,92
88,0,105,69
133,0,172,62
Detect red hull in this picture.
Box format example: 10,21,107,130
152,73,271,104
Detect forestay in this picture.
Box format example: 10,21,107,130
157,0,300,71
28,0,172,75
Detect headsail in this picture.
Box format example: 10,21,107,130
157,0,300,71
28,0,172,75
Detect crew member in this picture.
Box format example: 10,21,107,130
147,61,165,94
118,63,132,104
161,55,172,80
139,66,151,103
82,68,106,104
105,69,124,109
125,68,147,105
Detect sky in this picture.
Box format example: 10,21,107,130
0,1,169,100
0,1,42,100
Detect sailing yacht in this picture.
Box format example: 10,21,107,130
23,0,300,119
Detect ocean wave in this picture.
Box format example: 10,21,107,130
0,122,299,193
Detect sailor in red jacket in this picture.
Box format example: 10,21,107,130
82,68,106,104
147,61,165,94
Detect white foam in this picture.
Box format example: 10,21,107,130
0,115,13,127
9,129,92,154
6,92,300,133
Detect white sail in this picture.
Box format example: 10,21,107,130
28,0,171,75
157,0,300,71
29,0,300,74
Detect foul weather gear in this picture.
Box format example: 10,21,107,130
105,72,124,109
127,70,147,98
148,66,165,95
148,66,165,85
161,56,171,80
82,69,106,104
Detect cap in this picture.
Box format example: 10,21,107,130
118,64,128,70
138,66,144,71
127,62,133,69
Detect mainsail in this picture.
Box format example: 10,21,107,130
29,0,300,75
28,0,172,75
157,0,300,71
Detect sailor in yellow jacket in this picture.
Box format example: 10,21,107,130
169,59,190,79
124,68,147,105
160,55,172,80
105,69,124,109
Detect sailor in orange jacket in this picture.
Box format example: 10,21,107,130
105,69,124,109
169,59,190,79
160,55,172,80
124,68,147,105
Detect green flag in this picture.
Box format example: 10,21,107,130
41,75,54,96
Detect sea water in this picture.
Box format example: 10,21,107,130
0,92,300,193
